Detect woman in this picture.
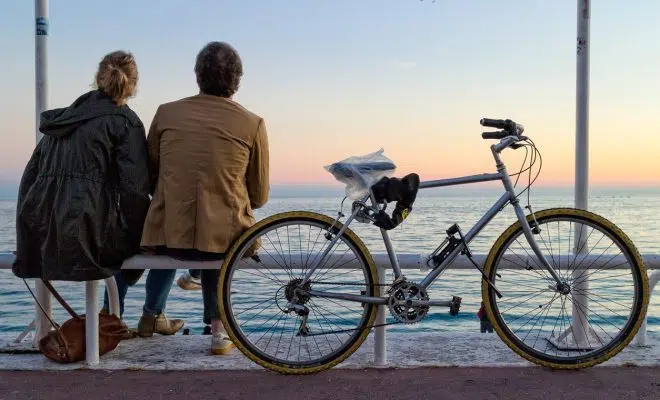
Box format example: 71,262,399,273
14,51,151,285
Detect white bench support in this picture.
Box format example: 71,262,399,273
105,277,121,317
33,280,51,346
85,281,100,365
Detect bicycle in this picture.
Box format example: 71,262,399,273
217,118,649,374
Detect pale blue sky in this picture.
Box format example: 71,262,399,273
1,1,659,186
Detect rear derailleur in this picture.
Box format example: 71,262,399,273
281,278,312,337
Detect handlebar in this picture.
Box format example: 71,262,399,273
480,118,508,130
480,118,524,138
481,131,508,140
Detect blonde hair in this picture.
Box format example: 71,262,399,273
95,51,138,105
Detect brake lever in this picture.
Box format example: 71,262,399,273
510,136,529,150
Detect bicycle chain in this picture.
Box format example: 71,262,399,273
302,320,403,337
309,281,391,287
301,280,404,337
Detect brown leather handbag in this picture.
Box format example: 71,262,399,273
25,280,130,363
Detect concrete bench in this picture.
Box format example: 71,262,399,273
1,252,658,366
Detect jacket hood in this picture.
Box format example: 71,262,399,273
39,90,128,138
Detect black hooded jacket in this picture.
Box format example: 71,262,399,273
12,90,151,281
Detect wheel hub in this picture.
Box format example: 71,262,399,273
284,278,311,304
556,281,571,295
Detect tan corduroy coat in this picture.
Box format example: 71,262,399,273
140,93,269,254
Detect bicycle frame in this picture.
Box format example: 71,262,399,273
299,136,563,306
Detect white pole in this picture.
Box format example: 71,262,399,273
572,0,592,347
575,2,589,209
35,0,48,143
33,0,52,347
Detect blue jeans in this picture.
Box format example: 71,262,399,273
153,248,223,325
179,269,220,324
102,269,176,317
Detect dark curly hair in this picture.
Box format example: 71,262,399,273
194,42,243,98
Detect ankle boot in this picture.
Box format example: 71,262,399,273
137,313,184,337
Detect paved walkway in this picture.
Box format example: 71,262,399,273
1,367,659,399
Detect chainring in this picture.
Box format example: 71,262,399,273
386,281,430,324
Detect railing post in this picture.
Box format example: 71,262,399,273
85,280,100,366
374,266,388,367
634,270,660,347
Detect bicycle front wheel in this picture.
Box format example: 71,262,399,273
218,211,379,374
482,208,648,369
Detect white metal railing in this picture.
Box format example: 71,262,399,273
0,252,658,366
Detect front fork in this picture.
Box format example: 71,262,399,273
493,146,564,288
512,200,563,285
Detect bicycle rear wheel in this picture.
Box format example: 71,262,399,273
482,208,648,369
218,211,379,374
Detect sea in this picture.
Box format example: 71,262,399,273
0,185,659,336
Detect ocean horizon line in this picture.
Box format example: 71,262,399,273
0,182,658,201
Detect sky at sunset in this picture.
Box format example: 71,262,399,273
1,0,658,189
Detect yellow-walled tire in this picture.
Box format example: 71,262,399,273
218,211,379,374
482,208,648,369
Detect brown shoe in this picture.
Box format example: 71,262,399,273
137,313,184,337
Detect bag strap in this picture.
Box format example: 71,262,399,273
40,281,80,319
22,279,62,333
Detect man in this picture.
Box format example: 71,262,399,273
140,41,269,355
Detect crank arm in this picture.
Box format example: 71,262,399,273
406,296,462,316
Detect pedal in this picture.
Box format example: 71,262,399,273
449,296,462,316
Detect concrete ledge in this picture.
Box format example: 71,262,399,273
2,331,659,371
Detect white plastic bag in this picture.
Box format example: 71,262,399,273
324,149,397,200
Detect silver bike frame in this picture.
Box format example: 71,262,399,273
300,136,563,305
